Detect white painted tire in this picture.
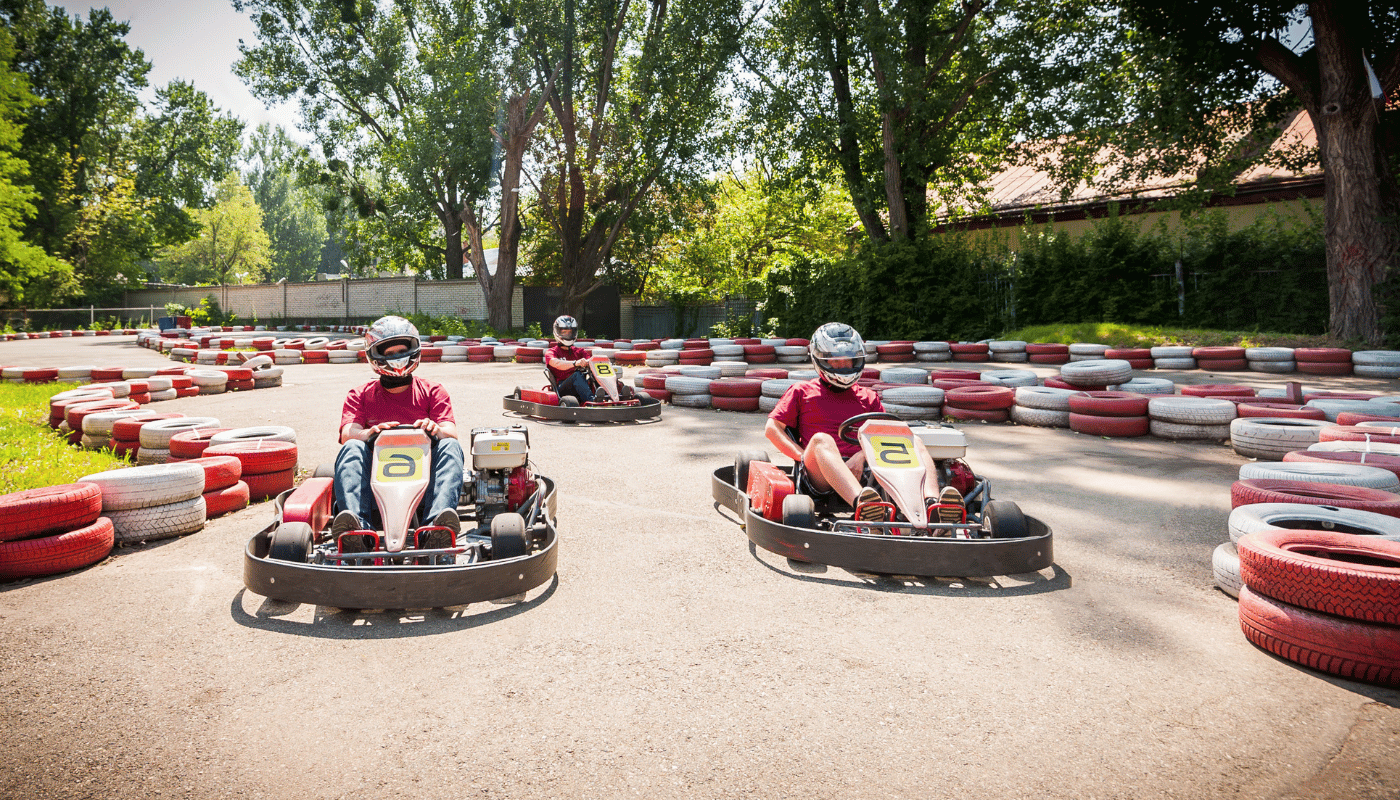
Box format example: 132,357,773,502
880,386,944,407
135,447,171,465
79,463,205,511
980,369,1038,387
883,403,943,420
1237,461,1400,491
671,392,713,408
1307,399,1400,422
1308,441,1400,457
1213,542,1242,598
1244,347,1295,361
1150,346,1193,358
879,367,930,384
677,365,722,379
143,377,173,392
1352,350,1400,366
122,367,158,379
139,417,221,449
1068,343,1109,355
914,341,951,353
1228,502,1400,543
1014,386,1075,411
761,379,802,399
665,376,714,395
108,496,206,544
988,340,1027,353
1354,365,1400,378
774,346,808,357
209,425,296,445
1248,361,1297,373
1112,378,1175,395
57,366,94,380
187,370,229,387
1149,420,1231,440
758,395,779,413
147,388,177,402
1011,405,1071,428
303,337,329,350
1229,417,1329,460
1059,359,1132,386
1154,358,1197,370
244,355,274,370
1149,396,1237,425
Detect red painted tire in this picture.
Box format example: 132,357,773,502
1192,346,1245,360
302,350,329,363
709,378,763,398
876,343,914,355
91,367,125,381
0,517,113,581
712,396,761,412
180,455,243,492
243,469,295,501
1043,376,1107,392
1293,347,1352,363
932,378,985,391
639,374,668,390
1238,585,1400,687
1181,383,1254,398
168,428,233,459
1105,348,1152,360
949,343,989,355
943,406,1010,423
1196,358,1248,371
1297,362,1354,376
1068,413,1150,437
1319,425,1400,445
1283,450,1400,480
951,353,986,363
1230,479,1400,516
1238,530,1400,625
746,354,777,364
112,439,140,460
66,399,141,430
22,368,58,383
202,481,251,518
927,369,982,381
1028,353,1071,365
0,484,103,542
1238,403,1325,420
203,440,297,475
227,379,256,391
1067,391,1149,417
742,344,775,356
1337,412,1400,426
944,385,1015,410
648,388,673,403
744,368,788,380
1025,343,1069,354
110,413,183,443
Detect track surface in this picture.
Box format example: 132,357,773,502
1,335,1397,800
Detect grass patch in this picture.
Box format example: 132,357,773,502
999,323,1362,350
0,383,129,494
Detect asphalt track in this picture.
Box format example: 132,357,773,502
1,335,1397,800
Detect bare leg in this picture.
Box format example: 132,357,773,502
802,432,865,506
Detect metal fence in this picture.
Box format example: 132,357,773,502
630,298,761,340
0,306,162,331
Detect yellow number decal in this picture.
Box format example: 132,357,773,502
376,447,424,482
594,362,614,377
869,436,918,468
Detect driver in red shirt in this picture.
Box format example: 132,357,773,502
765,322,961,523
544,315,594,403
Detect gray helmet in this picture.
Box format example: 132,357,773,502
553,315,578,346
809,322,865,390
364,315,421,377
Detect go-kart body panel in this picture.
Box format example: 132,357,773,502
858,419,929,529
370,428,432,552
712,466,1052,577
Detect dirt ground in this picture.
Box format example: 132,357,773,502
1,335,1397,800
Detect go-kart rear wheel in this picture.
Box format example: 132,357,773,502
983,500,1030,539
560,396,580,408
734,449,770,491
268,521,314,562
313,462,334,479
491,513,528,560
781,494,816,529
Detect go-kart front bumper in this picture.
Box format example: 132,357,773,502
503,394,662,422
711,467,1053,577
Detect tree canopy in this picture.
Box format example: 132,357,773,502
157,174,271,286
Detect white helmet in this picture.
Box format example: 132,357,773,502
809,322,865,390
364,315,421,377
553,315,578,346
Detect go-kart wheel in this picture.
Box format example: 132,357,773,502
619,383,636,400
268,521,314,562
781,494,816,529
560,396,580,408
983,500,1030,539
313,462,334,479
734,449,770,491
635,390,652,402
837,412,903,444
491,513,528,560
513,386,524,399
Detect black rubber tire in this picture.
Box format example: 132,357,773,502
781,494,816,529
560,396,580,408
734,449,770,491
268,522,313,563
635,390,652,402
619,383,636,400
983,500,1030,539
491,513,528,560
313,462,334,479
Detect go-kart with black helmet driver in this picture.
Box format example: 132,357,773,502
331,315,465,548
763,322,961,523
544,315,594,403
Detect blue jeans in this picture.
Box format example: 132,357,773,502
557,370,594,402
333,437,464,528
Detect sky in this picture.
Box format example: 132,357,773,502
93,0,308,143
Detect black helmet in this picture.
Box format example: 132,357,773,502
364,315,421,377
553,315,578,346
809,322,865,390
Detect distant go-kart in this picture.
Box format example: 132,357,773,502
504,353,662,422
243,425,557,609
711,413,1053,577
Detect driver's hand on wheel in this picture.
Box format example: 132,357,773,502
575,358,588,369
412,418,441,438
365,422,394,439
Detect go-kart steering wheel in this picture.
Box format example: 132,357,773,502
837,412,901,444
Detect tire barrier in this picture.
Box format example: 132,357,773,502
1237,461,1400,492
77,463,207,544
1229,417,1329,460
1230,479,1400,516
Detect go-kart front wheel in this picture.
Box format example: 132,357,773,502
491,513,528,560
982,500,1030,539
268,521,314,562
781,494,816,529
734,449,770,492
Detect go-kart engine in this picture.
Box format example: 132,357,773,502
467,425,537,528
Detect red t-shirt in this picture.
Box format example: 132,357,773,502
770,380,884,458
341,377,455,431
545,343,589,385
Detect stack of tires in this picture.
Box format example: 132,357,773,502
760,379,801,413
1353,350,1400,379
636,371,671,403
774,344,807,364
710,378,762,412
987,340,1028,362
1010,386,1074,428
1026,343,1070,365
493,345,518,363
1113,377,1175,395
1067,343,1109,362
1104,348,1153,369
110,413,181,460
1229,417,1330,460
204,433,297,501
1295,347,1353,376
742,342,776,364
79,463,207,544
0,484,113,581
183,455,249,518
137,417,221,465
1151,346,1195,370
913,341,951,362
678,344,714,367
879,385,943,420
645,347,680,368
1245,347,1295,373
1192,346,1247,371
467,345,494,363
950,342,989,363
188,369,229,394
168,427,232,461
711,342,745,362
943,385,1013,423
1147,396,1236,441
80,408,151,451
664,375,713,409
979,369,1037,388
515,346,544,364
1059,359,1132,392
1067,391,1149,437
875,342,914,363
879,367,929,385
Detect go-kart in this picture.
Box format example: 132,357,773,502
711,413,1053,576
504,353,662,422
243,425,558,609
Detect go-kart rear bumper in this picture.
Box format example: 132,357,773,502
503,395,662,422
711,467,1053,577
243,478,560,609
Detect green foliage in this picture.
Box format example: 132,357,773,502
163,302,187,316
400,313,496,339
156,175,271,285
188,295,237,327
243,123,328,283
0,382,129,493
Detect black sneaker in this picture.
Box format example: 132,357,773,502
937,486,965,524
331,510,362,537
855,487,890,523
430,508,461,534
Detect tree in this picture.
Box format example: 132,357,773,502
1105,1,1399,344
243,123,328,282
0,26,69,306
518,0,748,316
742,0,1124,244
158,175,270,286
234,0,522,327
